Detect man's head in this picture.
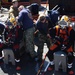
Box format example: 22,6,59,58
38,15,50,23
12,0,18,7
18,5,24,12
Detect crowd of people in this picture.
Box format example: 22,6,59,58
0,0,75,75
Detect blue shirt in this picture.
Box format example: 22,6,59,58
36,21,49,35
18,8,34,30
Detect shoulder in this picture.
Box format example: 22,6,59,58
10,5,14,9
9,5,14,13
9,5,14,10
0,22,5,29
20,9,28,15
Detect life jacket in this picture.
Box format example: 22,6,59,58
50,25,73,52
55,25,72,45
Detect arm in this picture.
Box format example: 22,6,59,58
9,6,15,18
18,11,24,23
66,29,75,49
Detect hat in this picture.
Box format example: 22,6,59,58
12,0,18,3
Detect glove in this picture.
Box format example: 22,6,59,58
55,36,63,43
61,44,66,51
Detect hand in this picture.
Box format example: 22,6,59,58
34,30,39,35
16,16,18,20
47,34,51,38
16,16,18,22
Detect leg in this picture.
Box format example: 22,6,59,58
37,34,46,62
37,39,44,61
47,44,61,71
0,48,3,63
25,27,37,58
67,52,74,75
3,50,9,64
13,48,21,70
9,50,15,65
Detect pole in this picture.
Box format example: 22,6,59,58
36,55,46,75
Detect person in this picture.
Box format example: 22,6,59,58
0,22,5,64
47,15,75,75
34,15,52,62
18,5,33,20
9,0,19,18
4,18,23,70
17,5,37,61
48,6,60,27
26,3,39,21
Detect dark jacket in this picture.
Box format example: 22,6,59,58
18,8,34,30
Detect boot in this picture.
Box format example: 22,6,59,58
67,63,74,75
15,59,21,71
47,61,54,71
67,68,74,75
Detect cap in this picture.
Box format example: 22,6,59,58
12,0,18,3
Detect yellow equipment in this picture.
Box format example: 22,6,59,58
9,17,17,26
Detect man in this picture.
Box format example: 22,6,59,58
0,22,5,64
5,19,23,70
34,15,52,62
9,0,19,18
47,15,75,75
17,5,37,61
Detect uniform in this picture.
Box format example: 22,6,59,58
47,18,75,75
35,15,51,62
4,21,23,70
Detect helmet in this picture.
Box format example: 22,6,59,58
5,21,13,29
60,15,69,22
58,20,68,29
